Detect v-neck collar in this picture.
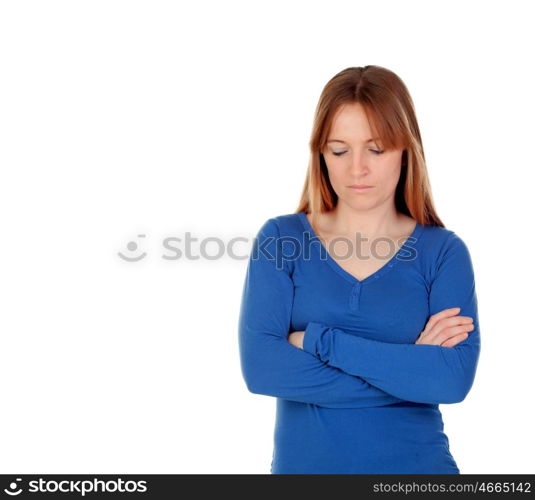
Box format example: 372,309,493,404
297,210,424,286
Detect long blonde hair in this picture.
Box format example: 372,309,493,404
295,65,445,231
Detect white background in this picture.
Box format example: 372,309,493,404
1,0,533,474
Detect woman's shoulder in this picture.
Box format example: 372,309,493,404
419,222,454,243
258,212,306,239
418,222,475,275
419,222,471,251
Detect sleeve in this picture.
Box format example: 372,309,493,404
302,232,481,405
238,217,406,409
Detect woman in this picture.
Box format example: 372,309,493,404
238,65,481,474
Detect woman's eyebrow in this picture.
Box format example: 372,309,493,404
327,138,379,144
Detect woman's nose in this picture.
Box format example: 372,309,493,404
349,153,369,175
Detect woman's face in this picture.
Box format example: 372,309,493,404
321,102,404,211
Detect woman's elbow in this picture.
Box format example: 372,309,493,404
438,372,477,404
240,366,264,395
453,372,477,403
239,348,272,396
242,371,277,398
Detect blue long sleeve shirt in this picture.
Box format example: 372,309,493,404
238,211,481,474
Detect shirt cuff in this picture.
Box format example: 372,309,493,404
303,321,325,356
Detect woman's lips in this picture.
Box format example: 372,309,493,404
348,185,373,192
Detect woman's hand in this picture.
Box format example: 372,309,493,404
416,307,474,347
288,330,305,349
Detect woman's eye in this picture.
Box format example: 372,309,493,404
332,149,384,156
